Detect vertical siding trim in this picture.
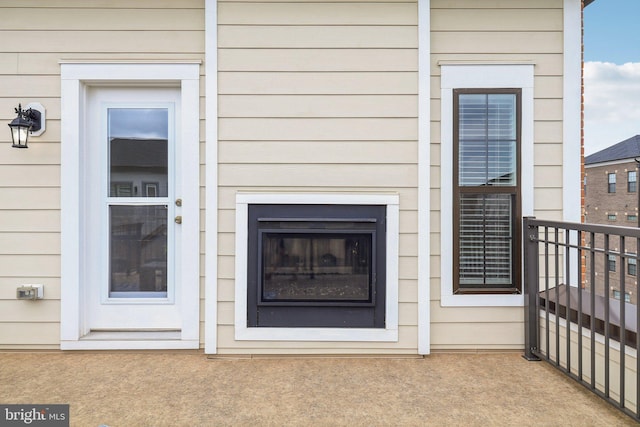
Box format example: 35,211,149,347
418,0,431,355
563,0,582,286
563,0,582,224
204,0,218,354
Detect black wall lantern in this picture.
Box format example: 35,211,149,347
8,103,45,148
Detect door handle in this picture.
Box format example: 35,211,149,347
175,216,182,224
175,198,182,207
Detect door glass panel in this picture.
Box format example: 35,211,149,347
110,205,168,296
108,108,169,197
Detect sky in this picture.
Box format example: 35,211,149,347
583,0,640,155
108,108,168,140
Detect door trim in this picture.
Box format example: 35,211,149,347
60,62,201,350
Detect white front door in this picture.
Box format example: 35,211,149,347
86,87,184,331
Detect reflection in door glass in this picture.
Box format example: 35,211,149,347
108,108,169,197
110,205,168,296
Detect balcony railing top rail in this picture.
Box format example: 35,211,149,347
527,218,640,238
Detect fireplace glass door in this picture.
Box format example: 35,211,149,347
261,230,374,303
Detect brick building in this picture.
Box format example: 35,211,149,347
584,135,640,304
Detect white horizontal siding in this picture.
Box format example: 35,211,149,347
219,49,417,72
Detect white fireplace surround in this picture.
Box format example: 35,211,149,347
234,193,400,342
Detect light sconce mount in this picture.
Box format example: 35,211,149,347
8,102,46,148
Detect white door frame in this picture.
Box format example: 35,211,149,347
60,62,201,350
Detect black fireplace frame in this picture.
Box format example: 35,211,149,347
247,204,387,328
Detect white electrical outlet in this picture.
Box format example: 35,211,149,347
17,284,44,300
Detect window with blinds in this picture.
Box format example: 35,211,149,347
453,89,521,293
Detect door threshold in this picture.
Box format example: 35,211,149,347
81,330,181,341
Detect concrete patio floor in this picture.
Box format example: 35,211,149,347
0,351,636,426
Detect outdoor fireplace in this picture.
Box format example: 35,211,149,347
247,204,386,328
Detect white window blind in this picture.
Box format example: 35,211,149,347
459,194,513,285
458,94,516,187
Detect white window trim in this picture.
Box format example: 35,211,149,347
234,193,399,342
60,61,201,350
440,64,533,307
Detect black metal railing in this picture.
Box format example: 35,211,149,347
524,217,640,421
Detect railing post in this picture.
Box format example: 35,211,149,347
523,217,541,361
